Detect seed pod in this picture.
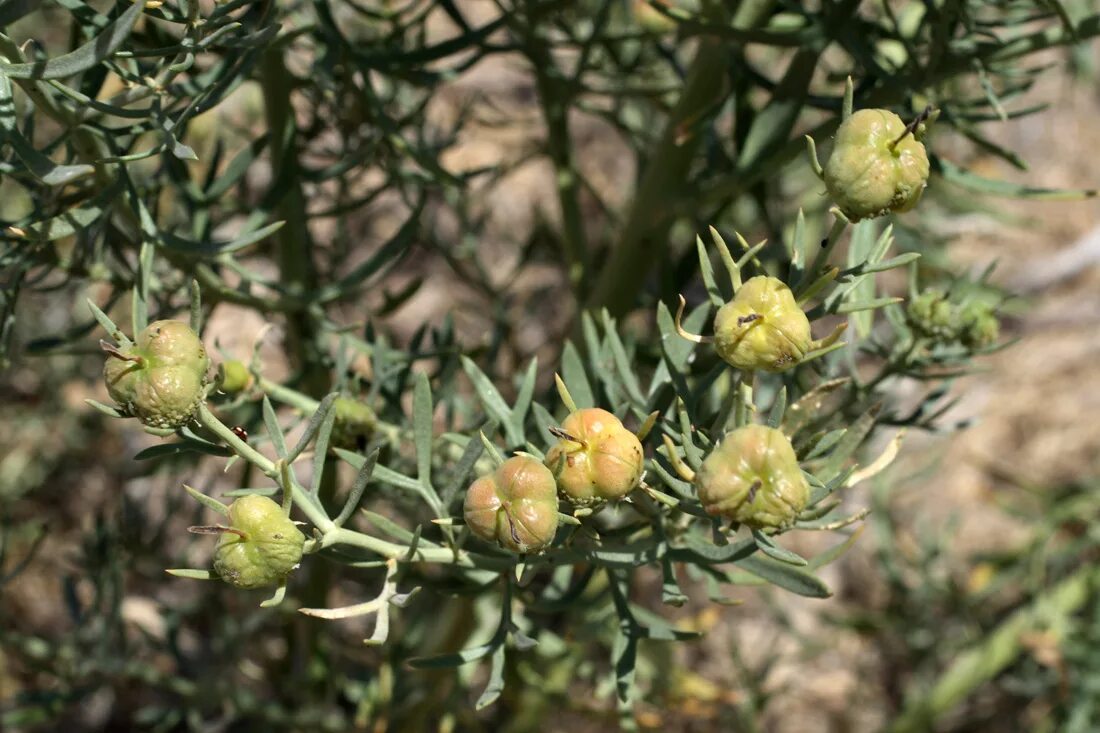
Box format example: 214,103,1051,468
714,276,812,373
331,396,377,449
824,108,930,221
213,495,305,590
218,360,253,394
103,320,210,429
545,408,644,506
463,456,559,553
695,424,809,530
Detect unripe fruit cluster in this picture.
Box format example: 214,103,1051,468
824,109,930,221
463,456,560,553
545,408,644,507
213,495,306,589
104,320,210,429
695,424,809,530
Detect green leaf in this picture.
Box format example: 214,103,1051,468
818,404,880,482
184,485,230,516
935,157,1099,200
475,644,506,710
289,393,337,465
734,554,831,597
413,371,434,487
0,1,144,80
510,358,538,440
461,356,521,447
261,396,288,459
440,424,489,509
600,310,645,408
407,640,499,669
845,220,878,338
134,441,232,461
560,341,594,410
752,529,807,566
334,449,378,528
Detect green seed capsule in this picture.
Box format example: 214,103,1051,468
218,360,253,394
463,456,559,553
714,276,813,373
695,424,809,530
213,495,305,590
104,320,210,429
545,408,644,507
331,396,377,449
824,109,930,221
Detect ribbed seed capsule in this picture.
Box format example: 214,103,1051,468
824,108,930,221
103,320,210,429
714,276,812,373
213,495,305,590
545,408,644,506
463,456,559,553
695,425,809,530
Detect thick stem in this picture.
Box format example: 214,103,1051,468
587,0,773,317
531,45,589,292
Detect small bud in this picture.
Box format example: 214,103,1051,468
463,456,559,553
714,276,812,373
103,320,210,429
824,108,930,221
695,424,809,530
958,300,999,349
213,495,305,590
218,360,253,394
545,408,644,507
907,289,958,341
331,396,377,449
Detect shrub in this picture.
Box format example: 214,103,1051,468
2,1,1097,729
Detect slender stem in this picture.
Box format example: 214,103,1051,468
197,402,333,533
796,214,848,295
736,372,755,427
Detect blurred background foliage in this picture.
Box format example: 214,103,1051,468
2,0,1100,731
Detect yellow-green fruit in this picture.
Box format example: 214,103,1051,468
331,396,376,449
824,108,930,221
545,408,644,506
463,456,559,553
714,276,812,373
213,495,305,589
104,320,210,429
695,424,809,530
218,360,253,394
